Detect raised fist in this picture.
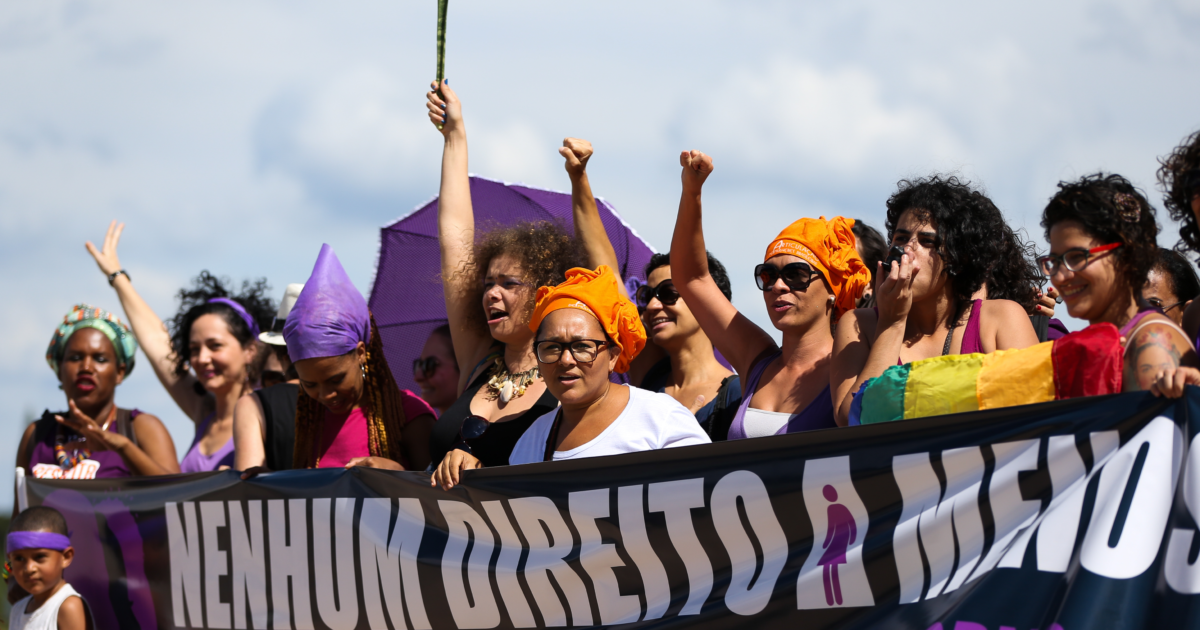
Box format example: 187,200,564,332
680,150,713,192
560,138,593,178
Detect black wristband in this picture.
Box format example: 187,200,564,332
107,269,130,286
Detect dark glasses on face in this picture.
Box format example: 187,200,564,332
413,356,441,379
1146,297,1185,313
1036,242,1121,276
636,280,680,307
754,262,821,292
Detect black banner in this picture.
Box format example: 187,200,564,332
21,389,1200,629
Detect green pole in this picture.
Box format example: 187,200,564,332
436,0,448,129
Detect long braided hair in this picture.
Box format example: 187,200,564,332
292,314,408,469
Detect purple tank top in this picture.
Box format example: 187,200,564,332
27,410,138,479
179,413,235,473
1119,309,1158,338
960,299,984,354
727,351,836,440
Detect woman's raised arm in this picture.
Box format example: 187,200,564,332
669,150,776,378
561,137,628,299
86,221,207,422
428,80,493,387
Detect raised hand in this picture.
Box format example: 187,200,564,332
680,150,713,193
560,138,593,179
1031,286,1059,317
56,400,127,454
874,253,920,329
85,220,125,278
427,79,463,137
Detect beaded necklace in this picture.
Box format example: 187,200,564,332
484,357,540,403
54,405,116,469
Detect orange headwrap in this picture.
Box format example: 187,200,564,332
528,265,646,374
764,216,870,319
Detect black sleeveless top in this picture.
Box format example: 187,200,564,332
429,363,558,468
256,383,298,471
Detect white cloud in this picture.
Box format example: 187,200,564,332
689,58,964,183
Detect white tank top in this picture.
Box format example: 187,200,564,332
741,407,792,438
9,583,88,630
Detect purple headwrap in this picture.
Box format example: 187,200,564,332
283,244,370,362
7,531,71,554
207,298,261,339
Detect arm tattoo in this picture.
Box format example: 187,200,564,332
1126,328,1183,391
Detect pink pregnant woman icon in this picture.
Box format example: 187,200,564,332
819,484,857,606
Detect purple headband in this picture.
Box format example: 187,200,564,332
7,531,71,554
207,298,261,339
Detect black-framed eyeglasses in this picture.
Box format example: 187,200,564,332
413,356,441,379
636,280,681,307
1036,243,1121,276
1146,297,1186,313
754,262,822,292
535,339,609,364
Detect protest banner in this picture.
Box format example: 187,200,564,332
20,389,1200,629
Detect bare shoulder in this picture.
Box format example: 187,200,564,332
979,298,1029,321
835,308,877,342
1129,314,1193,348
57,593,90,630
233,392,264,419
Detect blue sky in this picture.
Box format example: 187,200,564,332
2,0,1198,508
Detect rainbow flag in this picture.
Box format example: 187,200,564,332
849,323,1124,425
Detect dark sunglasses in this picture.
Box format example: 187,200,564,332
413,356,441,379
454,414,491,454
754,262,822,292
636,280,681,307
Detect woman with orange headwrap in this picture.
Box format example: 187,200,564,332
830,176,1040,426
431,266,709,487
671,151,869,438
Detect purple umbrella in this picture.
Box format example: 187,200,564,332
368,175,657,394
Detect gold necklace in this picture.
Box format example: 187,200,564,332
485,357,539,403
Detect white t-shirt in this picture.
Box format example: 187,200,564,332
509,386,711,465
10,583,89,630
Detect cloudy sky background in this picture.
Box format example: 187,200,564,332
1,0,1197,508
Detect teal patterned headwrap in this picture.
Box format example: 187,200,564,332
46,304,138,376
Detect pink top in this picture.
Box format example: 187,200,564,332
316,389,435,468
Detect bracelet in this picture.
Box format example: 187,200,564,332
107,269,130,286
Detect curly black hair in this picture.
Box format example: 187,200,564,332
884,175,1015,318
1157,129,1200,258
1040,173,1160,306
985,225,1043,313
851,220,888,283
454,221,584,330
1153,248,1200,304
169,271,275,379
644,251,732,302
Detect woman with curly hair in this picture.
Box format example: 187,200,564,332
1158,130,1200,342
671,150,870,438
831,176,1040,425
425,80,628,486
87,221,273,472
1039,173,1196,393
